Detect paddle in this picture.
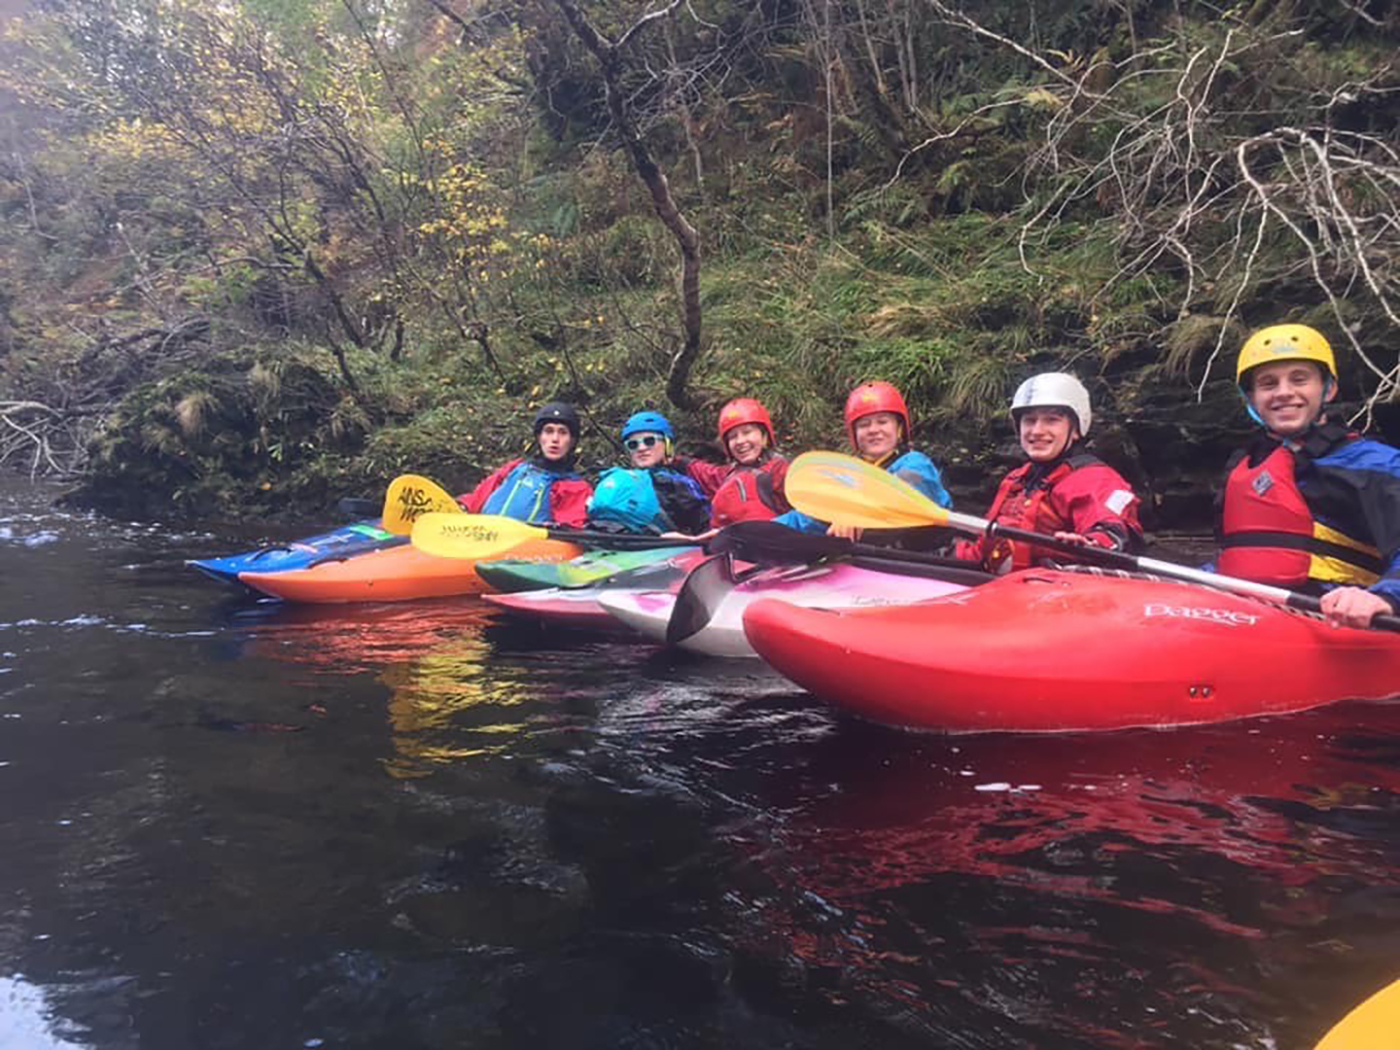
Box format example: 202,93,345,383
666,553,744,646
1317,977,1400,1048
381,474,462,535
411,511,700,560
786,450,1400,632
667,522,992,646
712,520,972,572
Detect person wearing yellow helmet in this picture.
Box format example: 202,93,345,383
1216,323,1400,628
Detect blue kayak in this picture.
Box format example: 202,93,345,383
189,520,407,586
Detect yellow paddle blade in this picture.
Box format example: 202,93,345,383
1317,978,1400,1049
410,512,549,560
381,474,461,535
785,451,951,529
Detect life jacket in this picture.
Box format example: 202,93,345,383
709,460,787,527
981,454,1096,573
481,459,572,524
587,467,670,532
1218,436,1384,588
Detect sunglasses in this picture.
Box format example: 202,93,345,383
625,435,662,450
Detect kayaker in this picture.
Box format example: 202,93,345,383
776,380,952,540
955,372,1143,571
671,397,791,534
586,410,712,535
1214,323,1400,628
457,401,593,528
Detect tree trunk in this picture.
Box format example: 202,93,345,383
553,0,703,410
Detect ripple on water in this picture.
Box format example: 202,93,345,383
4,475,1400,1049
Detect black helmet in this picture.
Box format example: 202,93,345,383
533,401,580,438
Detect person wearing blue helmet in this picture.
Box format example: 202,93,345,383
587,410,711,534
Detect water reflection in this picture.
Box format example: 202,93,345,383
4,477,1400,1049
693,707,1400,1047
222,597,502,675
380,632,538,777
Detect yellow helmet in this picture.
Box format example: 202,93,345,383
1236,324,1336,385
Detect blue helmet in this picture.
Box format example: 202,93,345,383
621,410,674,441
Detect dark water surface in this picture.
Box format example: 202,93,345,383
2,479,1399,1049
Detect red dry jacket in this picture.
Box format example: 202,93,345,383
680,454,790,528
958,454,1143,573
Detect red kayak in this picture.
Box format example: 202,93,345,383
743,568,1400,733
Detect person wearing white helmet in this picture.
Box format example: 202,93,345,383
956,372,1143,572
1215,323,1400,628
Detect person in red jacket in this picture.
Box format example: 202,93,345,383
672,397,791,532
457,402,593,528
1213,323,1400,628
957,373,1144,572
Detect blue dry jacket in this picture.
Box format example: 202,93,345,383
587,466,711,534
775,449,953,535
1313,437,1400,611
481,459,569,524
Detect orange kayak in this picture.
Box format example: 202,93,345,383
239,539,583,603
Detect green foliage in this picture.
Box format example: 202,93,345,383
5,0,1399,516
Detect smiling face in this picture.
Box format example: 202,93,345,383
1246,360,1333,439
852,412,902,461
536,422,575,462
626,432,667,468
1018,407,1078,463
725,423,769,465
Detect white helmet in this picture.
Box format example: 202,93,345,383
1010,372,1092,436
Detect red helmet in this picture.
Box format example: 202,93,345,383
844,381,910,448
716,397,774,445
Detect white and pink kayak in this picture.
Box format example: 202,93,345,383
597,559,985,657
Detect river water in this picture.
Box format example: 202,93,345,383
1,478,1398,1049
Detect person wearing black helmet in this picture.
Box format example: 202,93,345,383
457,401,593,528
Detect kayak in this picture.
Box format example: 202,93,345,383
189,520,405,585
482,549,708,630
475,544,699,592
743,568,1400,732
1317,978,1400,1049
239,538,583,603
599,559,988,658
484,585,635,631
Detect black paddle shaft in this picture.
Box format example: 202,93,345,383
547,529,703,551
714,520,966,570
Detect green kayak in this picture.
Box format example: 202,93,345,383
475,545,701,592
